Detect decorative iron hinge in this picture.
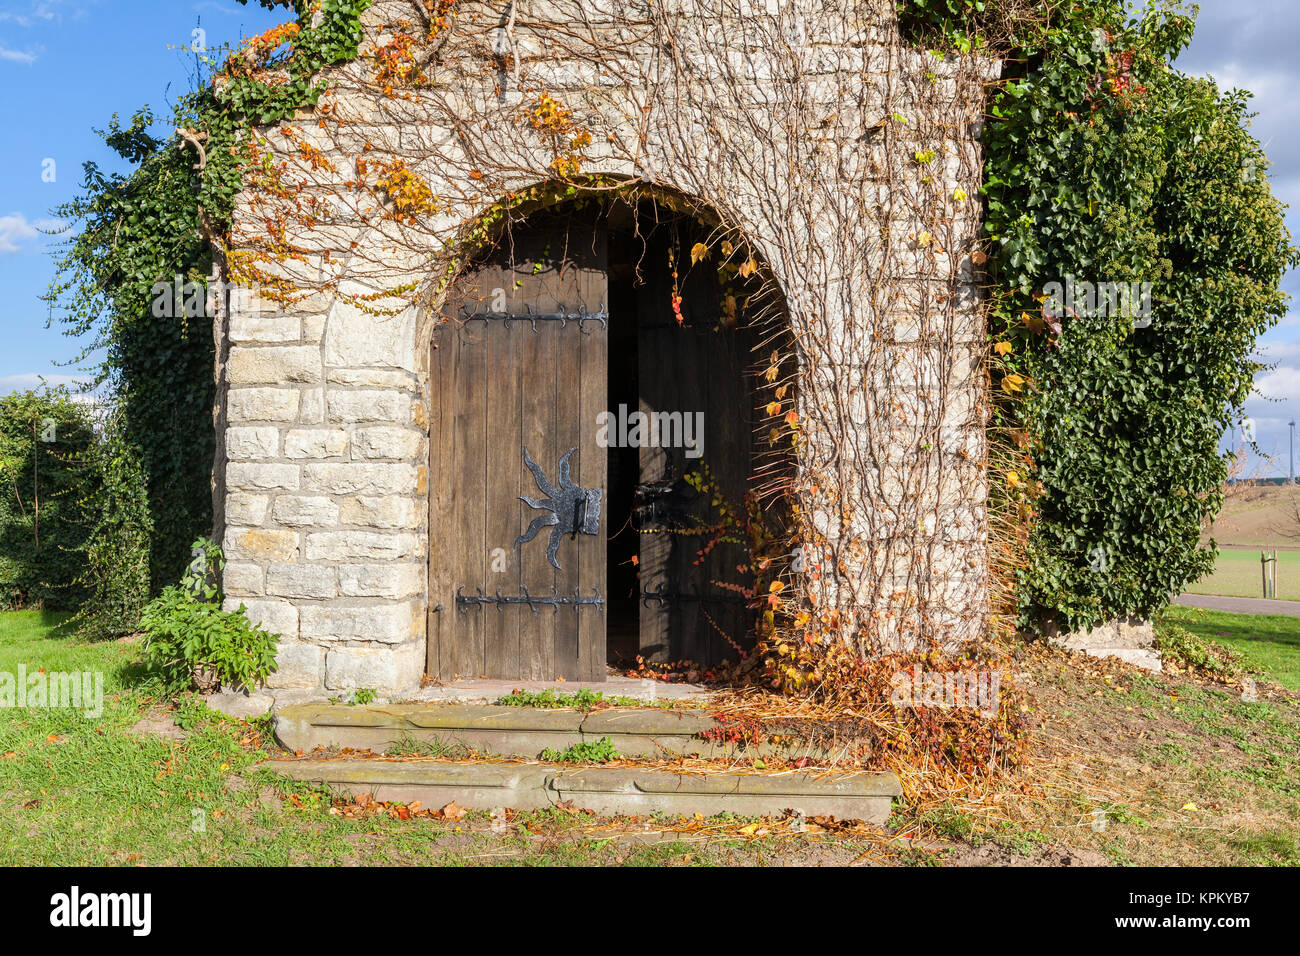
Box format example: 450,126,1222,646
514,448,602,570
462,307,608,331
639,585,750,608
455,586,605,613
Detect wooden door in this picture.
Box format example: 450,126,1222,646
428,220,608,681
635,231,759,668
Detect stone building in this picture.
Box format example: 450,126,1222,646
215,0,998,694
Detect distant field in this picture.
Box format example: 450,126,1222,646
1206,482,1300,548
1186,547,1300,601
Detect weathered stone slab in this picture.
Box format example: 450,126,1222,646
267,757,900,822
274,702,833,761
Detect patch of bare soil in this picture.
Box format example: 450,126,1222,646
130,708,187,742
971,641,1300,866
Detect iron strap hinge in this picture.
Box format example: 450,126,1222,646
455,586,605,614
462,308,608,331
639,585,749,608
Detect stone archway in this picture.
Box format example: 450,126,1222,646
426,193,796,682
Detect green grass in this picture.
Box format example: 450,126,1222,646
1163,606,1300,692
0,611,841,866
495,688,672,709
1186,547,1300,601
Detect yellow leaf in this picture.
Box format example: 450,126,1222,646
739,258,758,278
917,230,932,246
769,581,786,593
1002,373,1025,394
721,240,734,256
690,242,709,265
1181,802,1198,812
952,187,968,201
993,341,1013,356
765,401,782,416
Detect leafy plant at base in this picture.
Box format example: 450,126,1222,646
1155,616,1244,680
539,736,620,764
140,538,278,692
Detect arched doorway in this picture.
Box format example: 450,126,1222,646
427,195,790,681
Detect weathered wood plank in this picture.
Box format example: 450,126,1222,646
451,316,488,678
484,316,522,679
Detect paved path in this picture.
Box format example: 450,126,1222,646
1176,593,1300,617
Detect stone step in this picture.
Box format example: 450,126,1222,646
268,757,901,822
274,702,842,761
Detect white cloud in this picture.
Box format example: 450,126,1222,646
0,43,36,63
0,212,65,253
0,372,86,396
0,1,85,28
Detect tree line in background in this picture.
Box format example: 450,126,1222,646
0,389,150,634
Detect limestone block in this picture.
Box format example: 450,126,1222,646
267,563,340,600
301,462,418,496
340,495,420,529
305,531,421,561
265,641,324,690
272,495,341,527
226,426,281,461
324,639,424,691
227,345,323,385
225,597,300,641
227,462,300,492
227,388,300,423
338,563,425,599
284,428,349,460
224,527,300,563
351,426,423,461
300,602,419,644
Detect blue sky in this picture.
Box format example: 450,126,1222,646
0,0,1297,475
0,0,281,392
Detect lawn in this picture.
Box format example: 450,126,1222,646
1163,605,1300,693
1185,547,1300,601
1,610,1298,866
0,610,871,866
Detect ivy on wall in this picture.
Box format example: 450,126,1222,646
44,0,374,631
972,0,1298,632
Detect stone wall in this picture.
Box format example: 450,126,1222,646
217,0,999,693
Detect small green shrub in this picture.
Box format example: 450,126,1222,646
539,736,620,764
1155,619,1245,679
140,537,278,692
